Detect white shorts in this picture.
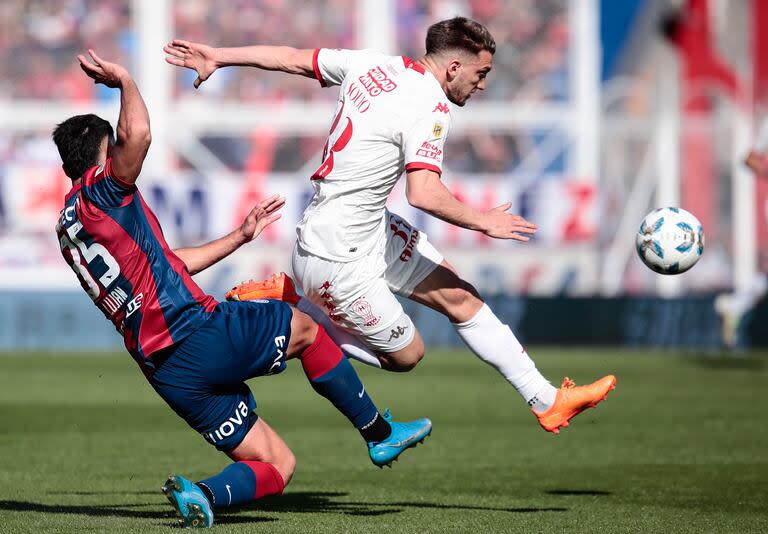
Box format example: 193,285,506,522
292,210,443,353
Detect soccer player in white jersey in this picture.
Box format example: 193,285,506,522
165,17,616,434
714,117,768,347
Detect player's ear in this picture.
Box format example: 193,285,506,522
446,59,461,81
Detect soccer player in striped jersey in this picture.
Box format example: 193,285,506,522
53,50,431,529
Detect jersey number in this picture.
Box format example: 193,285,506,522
312,102,354,180
59,221,120,300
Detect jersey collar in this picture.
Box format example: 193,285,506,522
65,181,82,202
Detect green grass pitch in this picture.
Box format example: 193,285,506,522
0,349,766,533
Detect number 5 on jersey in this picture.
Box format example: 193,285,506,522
59,220,120,300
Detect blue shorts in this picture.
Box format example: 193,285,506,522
149,300,293,451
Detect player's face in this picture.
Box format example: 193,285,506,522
446,50,493,107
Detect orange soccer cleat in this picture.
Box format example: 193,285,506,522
534,375,616,434
225,272,301,305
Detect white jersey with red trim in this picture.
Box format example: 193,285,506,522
296,48,453,262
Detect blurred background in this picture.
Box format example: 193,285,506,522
0,0,766,350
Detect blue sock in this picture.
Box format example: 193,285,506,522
301,327,390,442
197,461,284,509
198,463,255,509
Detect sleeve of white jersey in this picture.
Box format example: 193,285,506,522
311,48,386,87
755,117,768,152
402,104,452,176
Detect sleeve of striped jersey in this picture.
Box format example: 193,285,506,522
403,108,451,176
81,158,136,209
312,48,387,87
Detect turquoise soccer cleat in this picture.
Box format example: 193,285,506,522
161,475,214,528
368,410,432,468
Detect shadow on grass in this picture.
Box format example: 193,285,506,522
0,499,276,527
47,491,159,496
546,489,611,496
253,492,567,515
2,491,567,526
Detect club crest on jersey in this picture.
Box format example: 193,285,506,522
352,297,380,327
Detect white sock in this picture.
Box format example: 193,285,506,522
296,298,382,368
453,304,556,411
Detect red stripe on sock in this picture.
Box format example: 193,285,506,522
300,325,343,380
241,461,285,499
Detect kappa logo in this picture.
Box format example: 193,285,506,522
387,325,408,341
432,102,450,114
319,281,343,323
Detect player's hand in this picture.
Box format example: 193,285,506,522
745,150,768,177
164,39,218,89
236,194,286,244
479,202,537,241
77,49,130,88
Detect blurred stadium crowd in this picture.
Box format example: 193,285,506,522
1,0,568,102
0,0,569,174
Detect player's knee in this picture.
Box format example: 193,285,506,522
287,309,319,357
378,339,425,372
442,283,483,323
275,448,296,486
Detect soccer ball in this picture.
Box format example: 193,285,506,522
636,207,705,274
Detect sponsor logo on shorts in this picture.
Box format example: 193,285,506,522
352,297,380,327
202,400,250,445
267,335,287,375
387,325,408,341
399,229,419,262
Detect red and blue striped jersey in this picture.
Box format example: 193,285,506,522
55,159,217,373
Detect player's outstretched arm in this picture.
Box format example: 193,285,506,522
78,49,151,184
173,195,285,275
164,40,316,89
406,168,537,241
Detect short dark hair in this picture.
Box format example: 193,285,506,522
52,114,115,179
425,16,496,56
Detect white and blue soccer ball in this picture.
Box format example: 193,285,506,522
636,207,705,275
